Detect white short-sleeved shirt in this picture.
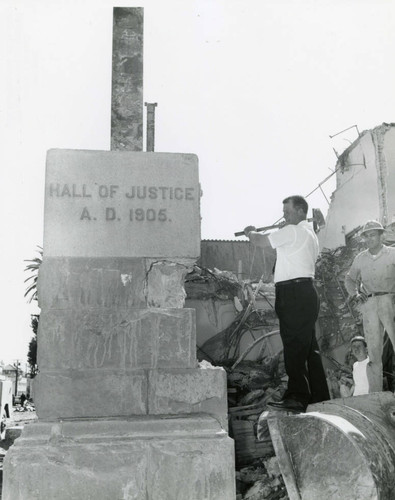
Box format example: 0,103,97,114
268,220,319,283
352,357,370,396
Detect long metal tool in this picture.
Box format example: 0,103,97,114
234,208,325,237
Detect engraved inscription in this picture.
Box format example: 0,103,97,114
49,183,195,223
125,186,194,200
50,183,92,198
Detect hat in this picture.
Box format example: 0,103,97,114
360,220,385,235
350,335,367,347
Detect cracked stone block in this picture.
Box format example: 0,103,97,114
33,369,147,419
38,257,197,310
37,257,148,309
37,308,196,370
148,364,228,429
146,259,195,308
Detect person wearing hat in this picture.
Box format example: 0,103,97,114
345,220,395,392
340,336,371,397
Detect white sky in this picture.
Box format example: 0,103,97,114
1,0,395,365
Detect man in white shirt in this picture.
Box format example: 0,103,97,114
244,195,330,412
340,336,370,396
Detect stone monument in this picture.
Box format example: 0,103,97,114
2,8,235,500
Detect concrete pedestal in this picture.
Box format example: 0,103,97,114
3,416,235,500
2,148,235,499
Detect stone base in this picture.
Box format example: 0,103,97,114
2,415,236,500
33,364,228,429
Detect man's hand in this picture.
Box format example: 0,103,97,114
339,374,353,387
354,291,368,304
244,225,256,237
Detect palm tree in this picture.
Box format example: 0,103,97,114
24,247,42,303
24,246,42,377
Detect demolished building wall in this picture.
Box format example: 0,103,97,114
319,123,395,249
315,122,395,394
382,125,395,223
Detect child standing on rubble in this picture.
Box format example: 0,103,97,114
340,336,370,397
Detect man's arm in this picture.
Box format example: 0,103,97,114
243,226,272,248
339,374,354,397
345,256,367,302
344,271,358,297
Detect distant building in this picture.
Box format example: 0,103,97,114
1,364,27,397
2,364,21,377
319,123,395,249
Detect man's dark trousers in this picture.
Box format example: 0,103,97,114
275,279,330,406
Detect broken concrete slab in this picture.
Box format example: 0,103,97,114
264,392,395,500
308,391,395,451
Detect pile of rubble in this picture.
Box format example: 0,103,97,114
186,231,395,497
184,265,243,301
236,457,289,500
186,254,394,498
186,266,289,498
225,354,288,498
315,236,365,353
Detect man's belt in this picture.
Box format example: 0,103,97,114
367,292,393,297
275,277,313,287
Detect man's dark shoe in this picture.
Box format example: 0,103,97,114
267,399,306,413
